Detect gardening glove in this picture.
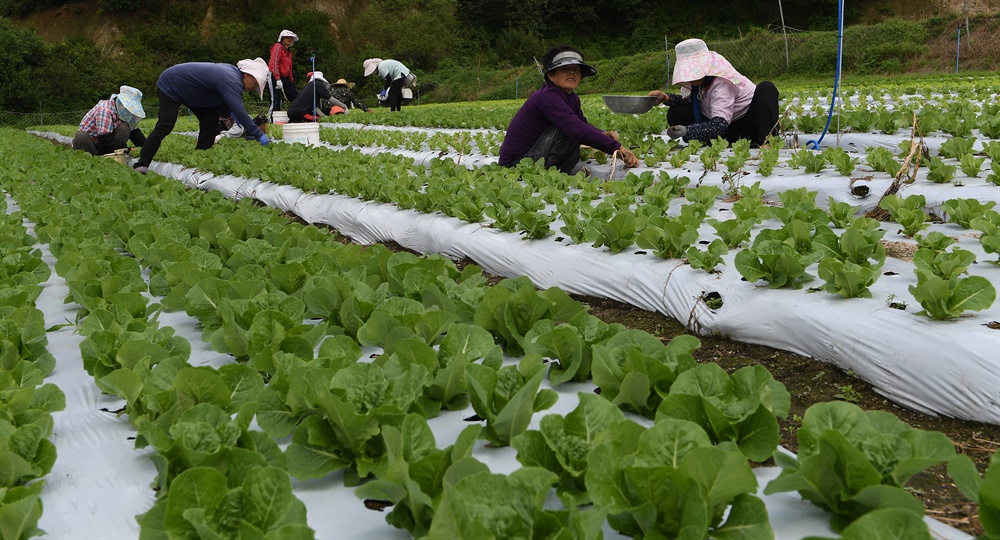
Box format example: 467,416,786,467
379,89,387,100
667,125,688,140
260,134,271,146
275,80,283,90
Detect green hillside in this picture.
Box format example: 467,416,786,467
0,0,997,117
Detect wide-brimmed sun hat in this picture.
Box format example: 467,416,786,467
363,58,382,77
112,86,146,120
671,38,746,89
278,30,299,43
544,51,596,77
308,71,327,83
237,58,270,100
333,78,354,88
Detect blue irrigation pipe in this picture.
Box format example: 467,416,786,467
806,0,844,150
310,52,317,119
955,27,962,74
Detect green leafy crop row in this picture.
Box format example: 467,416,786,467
8,128,997,539
0,196,65,540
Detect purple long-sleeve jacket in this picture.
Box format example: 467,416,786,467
157,62,265,141
499,80,621,166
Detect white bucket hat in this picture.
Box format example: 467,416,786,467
238,58,270,100
278,30,299,43
363,58,382,77
308,71,327,83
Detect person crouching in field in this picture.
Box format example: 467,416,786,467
498,45,639,174
286,72,348,122
132,58,271,174
647,38,779,146
72,85,147,156
330,78,369,112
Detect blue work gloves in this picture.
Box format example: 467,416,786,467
260,134,271,146
666,125,688,140
379,89,387,100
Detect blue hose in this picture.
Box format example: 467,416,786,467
807,0,845,149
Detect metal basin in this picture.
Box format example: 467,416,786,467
602,95,658,114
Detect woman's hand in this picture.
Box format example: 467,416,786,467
605,130,620,142
618,147,639,168
648,90,668,104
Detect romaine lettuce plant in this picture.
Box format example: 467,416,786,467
880,194,929,237
354,415,480,538
589,210,638,253
587,418,773,539
637,215,700,259
686,239,728,273
466,355,558,447
657,364,790,461
909,245,997,320
938,136,976,159
137,465,314,539
971,210,1000,263
512,393,625,499
591,331,699,418
941,198,997,229
926,157,957,184
765,401,956,532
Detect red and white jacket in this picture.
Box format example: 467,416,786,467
269,42,294,81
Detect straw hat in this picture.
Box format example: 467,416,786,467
237,58,270,100
333,78,355,88
363,58,382,77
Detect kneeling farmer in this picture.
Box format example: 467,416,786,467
72,85,147,156
134,58,271,174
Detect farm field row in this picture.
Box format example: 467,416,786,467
4,128,992,539
31,95,1000,424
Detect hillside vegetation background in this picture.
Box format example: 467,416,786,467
1,0,997,116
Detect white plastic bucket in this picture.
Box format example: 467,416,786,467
281,122,321,146
272,110,289,124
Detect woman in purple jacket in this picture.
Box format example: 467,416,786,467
499,45,638,173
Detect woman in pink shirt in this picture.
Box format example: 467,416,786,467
648,39,778,146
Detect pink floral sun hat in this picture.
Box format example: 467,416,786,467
671,38,748,90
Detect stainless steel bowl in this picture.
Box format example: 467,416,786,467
602,95,658,114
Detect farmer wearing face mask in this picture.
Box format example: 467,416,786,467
648,38,779,146
269,29,300,110
498,45,639,174
72,85,147,156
